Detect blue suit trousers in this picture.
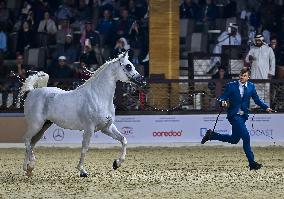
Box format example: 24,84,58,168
210,115,254,163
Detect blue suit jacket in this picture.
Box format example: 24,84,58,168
218,81,269,120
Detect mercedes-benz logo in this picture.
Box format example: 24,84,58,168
53,129,65,141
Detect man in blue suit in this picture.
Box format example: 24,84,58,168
201,68,272,170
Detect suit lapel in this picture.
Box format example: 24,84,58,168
235,81,241,100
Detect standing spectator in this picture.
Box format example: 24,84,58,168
270,37,284,66
249,8,261,32
0,24,7,53
210,23,241,70
246,34,275,107
246,34,275,79
179,0,199,19
16,21,35,54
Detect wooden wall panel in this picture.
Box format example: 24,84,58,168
149,0,179,79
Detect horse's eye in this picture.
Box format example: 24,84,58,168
125,64,132,71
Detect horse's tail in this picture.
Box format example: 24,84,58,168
19,71,49,98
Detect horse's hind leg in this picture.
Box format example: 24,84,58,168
23,120,51,176
101,124,127,170
31,120,53,148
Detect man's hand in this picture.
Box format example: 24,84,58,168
248,55,254,64
268,74,273,79
220,101,228,108
266,108,273,113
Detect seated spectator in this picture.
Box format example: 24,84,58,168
0,24,7,53
208,66,231,108
53,34,78,65
111,37,133,61
0,53,9,109
128,20,145,65
21,1,32,17
0,0,11,31
80,21,100,48
198,0,218,28
55,3,73,22
96,9,115,47
74,59,92,81
37,11,57,46
179,0,199,19
79,40,98,71
9,54,30,108
73,0,92,27
56,19,73,45
38,11,57,35
16,21,35,54
49,55,74,79
115,8,133,40
13,54,29,79
223,0,237,18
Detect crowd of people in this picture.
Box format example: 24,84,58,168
0,0,149,109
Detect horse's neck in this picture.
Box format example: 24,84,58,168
86,63,117,101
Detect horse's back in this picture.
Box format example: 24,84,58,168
24,87,67,122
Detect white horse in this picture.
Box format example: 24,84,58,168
20,51,144,177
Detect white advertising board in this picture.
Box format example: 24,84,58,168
40,114,284,144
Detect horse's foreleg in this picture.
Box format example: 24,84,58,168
76,131,92,177
102,124,127,170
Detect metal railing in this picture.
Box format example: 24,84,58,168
0,78,283,114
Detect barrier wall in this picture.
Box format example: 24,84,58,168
1,114,283,145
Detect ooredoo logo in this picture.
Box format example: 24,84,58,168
152,130,183,137
121,127,134,136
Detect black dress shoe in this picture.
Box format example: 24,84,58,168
201,129,214,144
249,162,262,170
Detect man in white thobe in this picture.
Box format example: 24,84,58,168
246,34,275,79
245,34,275,106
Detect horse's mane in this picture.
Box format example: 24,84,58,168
76,53,125,89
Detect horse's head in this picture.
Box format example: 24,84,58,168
116,51,146,87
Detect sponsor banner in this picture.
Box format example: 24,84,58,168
40,114,284,144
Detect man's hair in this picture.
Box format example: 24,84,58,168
240,67,251,75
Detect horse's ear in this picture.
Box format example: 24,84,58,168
123,50,129,59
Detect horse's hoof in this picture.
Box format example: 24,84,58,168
113,160,119,170
80,172,88,177
25,165,33,177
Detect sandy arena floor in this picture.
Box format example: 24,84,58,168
0,146,283,199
